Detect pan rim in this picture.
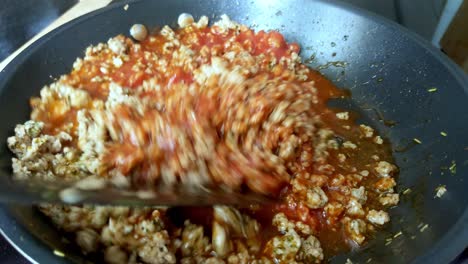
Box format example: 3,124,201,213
0,0,467,263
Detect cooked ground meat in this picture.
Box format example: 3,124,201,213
8,14,399,263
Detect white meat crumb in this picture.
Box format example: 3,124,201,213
337,153,347,163
359,124,374,138
40,82,91,108
346,198,365,216
435,185,447,198
105,82,142,110
73,58,83,70
272,213,294,233
297,235,324,263
272,212,311,235
305,187,329,209
360,170,369,177
268,229,302,262
336,112,349,120
213,14,239,31
379,193,400,206
343,141,357,149
77,110,106,174
375,161,396,177
351,186,367,204
366,210,390,225
7,120,85,181
137,232,175,264
373,136,383,144
112,57,123,68
108,37,127,55
195,16,209,28
344,218,366,244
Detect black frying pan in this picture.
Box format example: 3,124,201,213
0,0,467,263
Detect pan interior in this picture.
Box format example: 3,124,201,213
0,0,467,263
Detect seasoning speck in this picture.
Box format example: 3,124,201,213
420,224,429,232
413,138,422,144
435,185,447,198
449,161,456,174
402,188,411,195
53,250,65,257
393,231,402,238
427,87,438,92
440,131,447,137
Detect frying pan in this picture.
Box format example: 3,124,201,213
0,0,467,263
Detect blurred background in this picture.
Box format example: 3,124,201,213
0,0,466,263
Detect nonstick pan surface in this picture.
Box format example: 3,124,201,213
0,0,467,263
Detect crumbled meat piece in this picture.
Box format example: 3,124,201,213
7,120,84,181
195,16,209,28
272,213,295,234
297,235,324,263
359,124,374,138
77,110,106,174
213,14,239,31
137,231,175,264
266,229,301,262
351,186,367,204
306,187,329,209
324,202,345,219
344,218,367,244
375,177,396,192
37,82,91,109
373,136,383,144
107,36,128,55
336,112,349,120
346,198,365,217
337,153,347,162
272,212,311,236
375,161,396,177
379,193,399,206
343,141,357,149
360,170,369,177
291,179,329,209
112,57,123,67
366,210,390,225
